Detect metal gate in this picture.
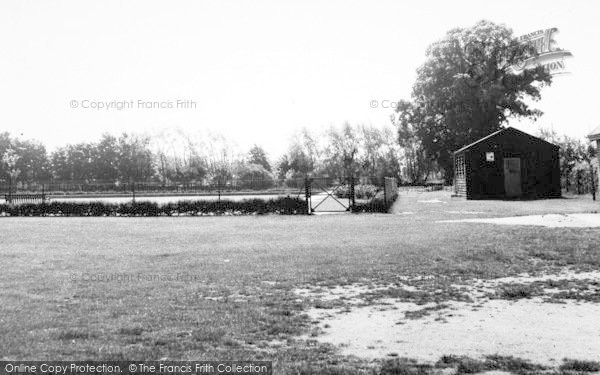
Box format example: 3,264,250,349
304,177,355,214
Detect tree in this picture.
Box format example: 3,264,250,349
247,145,271,172
63,143,95,181
50,147,71,181
92,134,119,181
236,162,274,189
538,128,587,192
15,139,51,183
116,134,155,182
0,134,51,186
358,125,403,182
323,123,360,178
203,134,237,185
394,20,552,182
2,148,20,192
277,128,320,180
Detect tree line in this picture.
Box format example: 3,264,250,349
537,129,597,194
1,122,595,193
0,124,407,190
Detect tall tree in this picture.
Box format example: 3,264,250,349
116,134,155,182
247,145,271,172
323,123,360,178
394,20,552,182
93,134,119,181
538,128,588,192
2,148,20,191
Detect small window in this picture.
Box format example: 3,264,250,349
486,152,495,162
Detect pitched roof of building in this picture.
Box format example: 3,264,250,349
454,126,557,154
588,125,600,141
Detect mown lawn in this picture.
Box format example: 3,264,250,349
1,195,599,373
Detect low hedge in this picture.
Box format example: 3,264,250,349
335,184,380,199
0,197,308,217
351,194,398,213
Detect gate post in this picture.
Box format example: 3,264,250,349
591,164,597,201
304,177,312,215
349,176,355,210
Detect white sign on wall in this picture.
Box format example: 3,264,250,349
486,152,495,162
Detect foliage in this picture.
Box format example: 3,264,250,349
235,163,275,190
394,20,553,182
0,197,307,216
334,184,379,199
151,128,207,184
277,125,402,183
1,133,50,185
0,123,404,190
322,122,361,177
277,128,320,180
559,359,600,372
247,145,272,172
351,194,397,213
538,128,597,193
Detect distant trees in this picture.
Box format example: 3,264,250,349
538,128,597,194
151,129,207,184
247,145,271,172
115,134,154,182
395,20,553,182
276,124,403,183
94,134,119,181
47,134,154,184
236,145,274,189
1,132,50,186
0,123,408,189
277,128,320,180
204,134,237,185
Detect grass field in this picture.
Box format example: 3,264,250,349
1,191,599,373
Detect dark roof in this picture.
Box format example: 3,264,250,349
588,125,600,141
454,127,558,154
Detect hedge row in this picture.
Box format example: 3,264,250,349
334,184,380,199
0,197,308,217
351,194,398,213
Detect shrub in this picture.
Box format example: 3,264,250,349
0,197,308,217
559,359,600,372
456,358,486,374
335,184,379,199
381,358,433,375
351,194,397,213
499,285,534,300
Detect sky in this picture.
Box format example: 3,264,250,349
1,0,599,157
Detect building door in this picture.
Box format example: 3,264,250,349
503,158,522,197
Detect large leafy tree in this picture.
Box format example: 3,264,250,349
116,134,155,182
394,20,552,182
93,134,119,181
247,145,271,172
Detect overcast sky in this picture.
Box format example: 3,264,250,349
1,0,598,157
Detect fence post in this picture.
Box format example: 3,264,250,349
132,182,136,203
384,177,398,206
384,177,388,205
350,176,355,209
305,177,311,215
591,165,597,201
218,178,221,204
